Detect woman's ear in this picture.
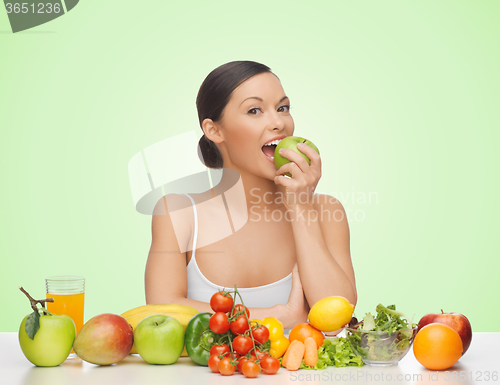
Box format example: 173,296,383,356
202,118,224,144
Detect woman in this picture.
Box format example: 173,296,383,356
145,61,356,329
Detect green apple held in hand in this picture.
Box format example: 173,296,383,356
18,286,76,367
134,314,185,365
274,136,320,177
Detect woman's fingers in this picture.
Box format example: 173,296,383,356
296,142,321,170
277,147,310,173
277,144,321,173
276,162,304,179
274,174,296,188
273,144,321,210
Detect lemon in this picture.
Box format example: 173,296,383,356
308,296,355,332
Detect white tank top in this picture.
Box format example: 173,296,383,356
184,193,293,308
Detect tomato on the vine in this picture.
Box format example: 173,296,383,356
208,354,221,373
210,343,230,357
251,324,269,344
260,355,280,375
230,315,249,335
241,360,261,378
233,336,253,355
230,304,250,318
209,312,229,334
252,347,269,360
248,352,257,362
210,291,233,313
237,356,248,372
218,357,236,376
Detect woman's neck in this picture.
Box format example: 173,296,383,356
212,168,286,213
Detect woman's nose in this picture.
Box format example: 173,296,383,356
268,111,285,131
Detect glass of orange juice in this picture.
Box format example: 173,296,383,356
45,276,85,357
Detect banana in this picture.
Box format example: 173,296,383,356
121,304,199,356
121,303,198,319
124,310,197,331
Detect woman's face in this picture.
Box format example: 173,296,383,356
215,72,294,180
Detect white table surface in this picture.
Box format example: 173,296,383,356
1,332,498,385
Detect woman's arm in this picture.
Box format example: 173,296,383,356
144,195,300,326
289,194,357,307
274,143,357,308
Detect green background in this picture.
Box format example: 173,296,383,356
1,0,498,332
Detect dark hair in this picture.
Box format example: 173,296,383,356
196,61,273,168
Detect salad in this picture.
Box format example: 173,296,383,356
347,304,418,363
300,336,364,369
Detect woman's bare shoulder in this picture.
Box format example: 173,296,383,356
152,193,191,216
313,193,347,223
152,190,215,215
151,190,217,240
313,193,343,207
150,194,195,252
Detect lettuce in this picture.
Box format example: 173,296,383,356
372,304,412,332
295,304,416,370
299,337,364,370
361,312,375,331
350,303,417,362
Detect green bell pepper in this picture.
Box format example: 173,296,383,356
185,312,219,366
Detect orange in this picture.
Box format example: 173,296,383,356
288,323,325,349
413,323,463,370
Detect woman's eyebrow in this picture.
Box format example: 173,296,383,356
239,95,289,106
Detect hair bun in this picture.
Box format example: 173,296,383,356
198,135,223,169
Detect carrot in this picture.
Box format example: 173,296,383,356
281,342,292,369
284,340,306,371
281,343,291,368
304,337,319,367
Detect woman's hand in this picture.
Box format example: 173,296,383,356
280,265,344,334
279,264,309,329
274,142,321,211
324,328,344,337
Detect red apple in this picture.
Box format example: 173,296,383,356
418,310,472,355
74,313,134,365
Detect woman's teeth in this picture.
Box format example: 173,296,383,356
263,139,282,147
262,139,281,161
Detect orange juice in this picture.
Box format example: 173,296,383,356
46,292,85,334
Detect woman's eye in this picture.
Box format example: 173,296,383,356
248,108,260,115
248,105,290,115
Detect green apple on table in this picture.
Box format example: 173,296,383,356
134,314,185,365
274,136,320,177
18,287,76,367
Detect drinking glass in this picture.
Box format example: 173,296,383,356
45,276,85,357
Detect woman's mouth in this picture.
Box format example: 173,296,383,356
262,145,276,161
261,139,282,162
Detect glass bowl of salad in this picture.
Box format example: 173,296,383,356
345,304,418,366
